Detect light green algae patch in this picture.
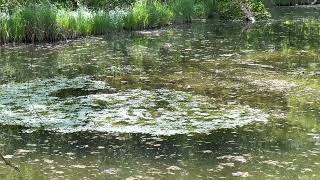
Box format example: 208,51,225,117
0,77,268,135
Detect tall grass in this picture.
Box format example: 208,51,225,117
193,0,218,18
0,0,268,44
20,3,58,42
91,11,111,34
0,12,9,43
170,0,194,22
0,3,58,43
125,0,173,29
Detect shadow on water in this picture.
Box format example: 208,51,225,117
0,6,320,179
50,88,116,99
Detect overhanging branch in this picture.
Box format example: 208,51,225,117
0,152,20,173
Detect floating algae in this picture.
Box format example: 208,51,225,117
0,77,268,135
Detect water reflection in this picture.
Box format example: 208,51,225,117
0,7,319,179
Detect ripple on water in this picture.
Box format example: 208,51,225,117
0,77,269,135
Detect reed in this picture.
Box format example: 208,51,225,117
125,0,173,29
0,0,268,44
170,0,194,22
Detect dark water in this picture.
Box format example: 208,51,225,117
0,7,320,179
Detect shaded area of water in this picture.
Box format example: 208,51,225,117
0,6,320,179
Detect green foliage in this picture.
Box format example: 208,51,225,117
78,0,136,10
272,0,316,6
170,0,194,22
252,0,271,19
0,0,136,10
91,11,111,34
0,3,58,43
0,13,8,43
0,0,269,44
193,0,269,20
193,0,217,18
19,3,58,42
147,0,173,27
214,0,244,20
109,8,128,29
125,0,173,29
125,0,148,29
57,7,111,37
74,7,92,35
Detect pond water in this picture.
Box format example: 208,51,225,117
0,7,320,180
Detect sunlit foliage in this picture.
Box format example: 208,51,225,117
0,0,268,43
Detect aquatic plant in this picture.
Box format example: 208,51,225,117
16,3,58,42
192,0,217,18
0,12,9,43
145,0,173,27
0,3,58,43
91,11,111,34
109,8,128,29
125,0,173,29
170,0,194,22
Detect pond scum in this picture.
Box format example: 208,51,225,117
0,0,268,44
0,76,269,135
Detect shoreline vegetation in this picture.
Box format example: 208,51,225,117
0,0,268,44
272,0,319,6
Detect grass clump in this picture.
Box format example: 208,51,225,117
0,12,9,43
19,3,58,42
170,0,194,22
194,0,269,20
125,0,173,29
0,3,58,43
91,11,112,34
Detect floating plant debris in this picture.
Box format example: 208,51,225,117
0,77,268,135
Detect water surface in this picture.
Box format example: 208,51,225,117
0,7,320,179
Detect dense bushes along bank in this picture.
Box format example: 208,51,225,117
0,0,268,44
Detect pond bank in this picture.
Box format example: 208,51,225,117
0,0,268,44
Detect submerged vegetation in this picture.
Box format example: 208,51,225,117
0,0,268,43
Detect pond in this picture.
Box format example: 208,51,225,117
0,6,320,180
